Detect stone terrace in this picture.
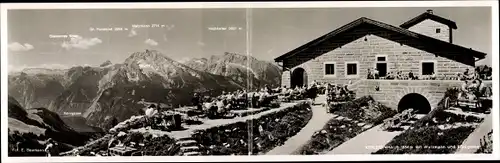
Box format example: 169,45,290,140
353,79,492,110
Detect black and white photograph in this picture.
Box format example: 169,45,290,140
1,1,498,162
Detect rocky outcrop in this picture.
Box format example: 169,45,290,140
183,52,282,88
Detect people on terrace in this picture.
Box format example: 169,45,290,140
192,93,202,111
367,68,373,79
408,70,414,80
373,68,380,79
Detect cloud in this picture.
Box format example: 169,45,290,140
39,63,73,69
61,35,102,50
197,41,205,47
8,63,72,73
267,49,274,54
128,28,137,37
177,57,192,63
145,39,158,46
8,42,34,51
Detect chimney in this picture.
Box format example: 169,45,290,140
426,9,433,14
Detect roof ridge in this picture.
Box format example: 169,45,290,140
274,17,484,63
400,12,458,29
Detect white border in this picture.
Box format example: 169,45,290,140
420,60,438,76
345,61,360,78
1,1,498,162
323,62,337,78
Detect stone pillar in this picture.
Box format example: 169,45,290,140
282,70,291,88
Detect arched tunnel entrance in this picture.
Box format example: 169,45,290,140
397,93,432,114
291,68,307,89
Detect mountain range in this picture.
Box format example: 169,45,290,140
8,50,282,131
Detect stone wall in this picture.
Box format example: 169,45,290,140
355,80,493,110
408,19,451,43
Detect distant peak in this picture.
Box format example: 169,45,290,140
224,52,244,57
100,60,112,67
125,49,178,65
128,49,164,60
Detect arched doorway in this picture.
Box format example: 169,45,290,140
291,68,307,88
397,93,431,114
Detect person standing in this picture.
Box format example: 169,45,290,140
192,93,202,111
45,138,59,157
308,84,318,105
310,80,318,87
374,68,380,79
367,68,373,79
430,72,436,80
458,80,469,100
408,70,414,80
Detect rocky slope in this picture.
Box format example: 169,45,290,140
8,71,67,109
48,66,113,115
7,96,95,156
183,52,282,89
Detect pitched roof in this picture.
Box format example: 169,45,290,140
400,12,458,29
274,17,485,64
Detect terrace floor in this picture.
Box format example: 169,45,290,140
131,102,304,140
266,95,333,155
456,113,493,154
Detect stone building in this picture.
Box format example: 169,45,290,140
274,9,487,89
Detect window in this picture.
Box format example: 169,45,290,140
325,63,335,75
375,55,388,77
377,56,386,61
436,28,441,33
346,63,358,75
421,62,435,75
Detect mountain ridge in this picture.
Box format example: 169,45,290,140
8,50,276,131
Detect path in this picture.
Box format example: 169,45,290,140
455,113,493,154
131,102,304,139
327,114,425,154
266,95,333,155
327,124,403,154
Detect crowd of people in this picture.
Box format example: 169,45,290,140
367,68,436,80
458,78,491,101
276,84,319,103
367,67,492,81
190,85,285,119
324,83,355,103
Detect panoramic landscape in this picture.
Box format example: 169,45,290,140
6,7,493,157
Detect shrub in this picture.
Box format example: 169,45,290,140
192,102,312,155
373,126,475,154
475,130,492,154
140,136,180,156
298,119,364,155
122,132,145,145
413,87,458,128
332,96,396,124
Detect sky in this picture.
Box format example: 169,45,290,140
7,7,492,71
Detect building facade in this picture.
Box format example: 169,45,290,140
275,10,486,89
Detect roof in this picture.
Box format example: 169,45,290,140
400,12,458,29
274,17,486,64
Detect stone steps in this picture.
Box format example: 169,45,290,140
183,151,200,156
176,139,197,146
181,146,200,152
176,136,201,156
178,137,195,141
